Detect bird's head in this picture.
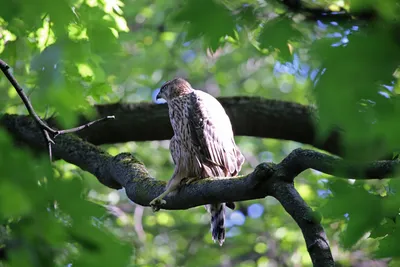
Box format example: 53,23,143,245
156,78,193,102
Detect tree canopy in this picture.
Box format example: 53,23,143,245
1,0,400,266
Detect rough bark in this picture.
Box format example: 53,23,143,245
11,112,394,209
3,113,400,266
74,97,343,155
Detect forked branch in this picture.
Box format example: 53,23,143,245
0,59,114,161
2,60,399,266
4,113,400,266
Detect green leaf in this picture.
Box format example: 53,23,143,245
70,223,132,267
258,17,302,60
319,180,383,248
370,219,396,238
349,0,400,20
174,0,236,51
375,222,400,258
236,4,258,29
0,181,32,217
312,26,400,161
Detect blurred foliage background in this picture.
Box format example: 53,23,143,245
0,0,400,266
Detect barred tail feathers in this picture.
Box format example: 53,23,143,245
206,203,225,246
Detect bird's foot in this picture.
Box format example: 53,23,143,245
182,176,201,185
149,197,166,212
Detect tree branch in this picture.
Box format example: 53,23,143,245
278,0,377,22
270,182,334,267
0,59,115,161
1,62,398,267
280,148,400,179
74,98,343,156
2,114,399,207
0,60,56,134
53,116,115,138
0,58,345,158
2,114,336,265
4,114,400,266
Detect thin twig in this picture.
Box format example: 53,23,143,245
0,60,56,133
0,59,115,161
43,130,54,161
53,116,115,138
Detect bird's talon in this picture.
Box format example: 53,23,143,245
184,177,199,185
149,198,166,212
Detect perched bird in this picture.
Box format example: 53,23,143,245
150,77,244,245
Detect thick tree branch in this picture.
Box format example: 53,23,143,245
280,148,400,179
2,114,266,207
2,114,399,206
74,98,343,156
1,114,335,265
4,114,400,266
0,58,345,157
270,182,333,267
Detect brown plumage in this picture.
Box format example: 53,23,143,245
150,77,245,245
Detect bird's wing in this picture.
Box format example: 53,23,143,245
169,135,178,165
188,90,244,176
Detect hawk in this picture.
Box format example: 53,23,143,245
150,77,245,245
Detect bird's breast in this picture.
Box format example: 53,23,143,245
168,101,191,142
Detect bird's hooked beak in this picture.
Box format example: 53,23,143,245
156,90,163,100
